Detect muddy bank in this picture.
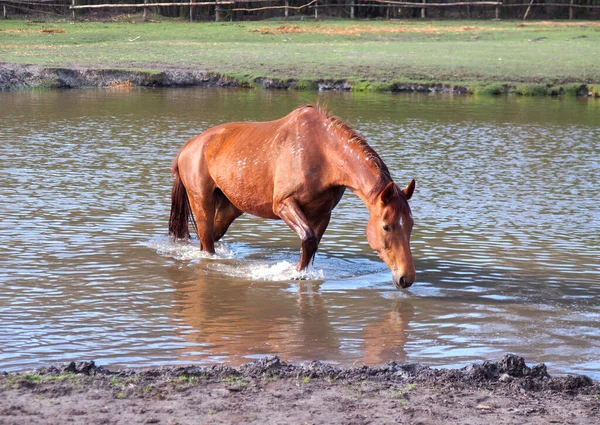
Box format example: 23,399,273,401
1,354,598,424
0,62,467,93
0,63,245,91
2,62,596,96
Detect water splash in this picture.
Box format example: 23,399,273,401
145,237,236,261
146,237,324,281
219,261,324,281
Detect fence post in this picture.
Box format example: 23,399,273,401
421,0,426,18
569,0,574,20
285,0,289,18
3,3,7,19
143,0,148,21
495,3,500,19
71,0,76,20
190,0,193,22
314,1,318,19
523,0,534,20
215,0,220,21
350,0,355,18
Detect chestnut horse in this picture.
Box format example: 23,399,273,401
169,105,416,289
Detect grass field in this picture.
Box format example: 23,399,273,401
1,17,600,92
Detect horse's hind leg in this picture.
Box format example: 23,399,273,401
187,193,216,253
213,191,242,242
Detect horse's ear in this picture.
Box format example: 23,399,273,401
380,182,396,205
402,179,415,200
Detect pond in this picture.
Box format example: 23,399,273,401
1,88,599,378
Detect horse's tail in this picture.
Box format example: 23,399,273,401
168,162,191,240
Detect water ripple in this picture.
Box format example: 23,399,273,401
1,89,599,378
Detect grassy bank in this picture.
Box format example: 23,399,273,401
1,17,600,93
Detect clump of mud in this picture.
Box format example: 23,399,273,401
27,354,597,396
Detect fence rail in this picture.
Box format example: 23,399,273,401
2,0,599,20
69,1,233,8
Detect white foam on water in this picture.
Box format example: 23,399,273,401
146,237,324,281
146,238,392,284
249,261,324,281
206,260,324,281
145,237,236,261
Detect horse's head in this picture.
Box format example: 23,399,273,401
366,179,416,289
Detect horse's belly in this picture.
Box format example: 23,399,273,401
214,177,279,220
208,148,336,221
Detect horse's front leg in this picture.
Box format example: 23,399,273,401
275,198,319,271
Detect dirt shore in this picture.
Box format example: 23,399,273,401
1,354,598,425
0,62,472,93
2,62,598,96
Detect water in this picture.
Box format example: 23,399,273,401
1,88,599,378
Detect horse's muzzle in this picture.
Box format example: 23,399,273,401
393,273,415,289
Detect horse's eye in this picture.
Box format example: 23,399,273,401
382,224,391,232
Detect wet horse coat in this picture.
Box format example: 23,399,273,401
169,105,416,289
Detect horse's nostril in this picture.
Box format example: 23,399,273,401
397,276,413,289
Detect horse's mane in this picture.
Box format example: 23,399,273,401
296,104,394,200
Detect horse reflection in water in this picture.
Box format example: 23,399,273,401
168,266,414,365
362,299,415,365
169,105,416,289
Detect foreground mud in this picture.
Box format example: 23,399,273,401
1,354,598,425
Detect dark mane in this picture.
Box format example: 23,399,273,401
296,104,393,199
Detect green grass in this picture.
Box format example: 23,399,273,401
261,373,279,381
588,84,600,96
23,374,42,385
42,372,79,383
1,17,600,89
513,83,550,96
1,372,85,389
218,376,247,387
473,82,508,95
177,375,199,385
1,374,41,388
388,383,417,399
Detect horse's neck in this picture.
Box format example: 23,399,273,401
333,140,389,206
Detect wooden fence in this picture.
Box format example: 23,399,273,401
2,0,599,20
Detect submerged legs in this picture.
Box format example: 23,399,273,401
187,187,332,271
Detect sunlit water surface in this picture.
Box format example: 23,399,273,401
1,89,599,378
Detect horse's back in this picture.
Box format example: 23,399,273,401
177,106,337,219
